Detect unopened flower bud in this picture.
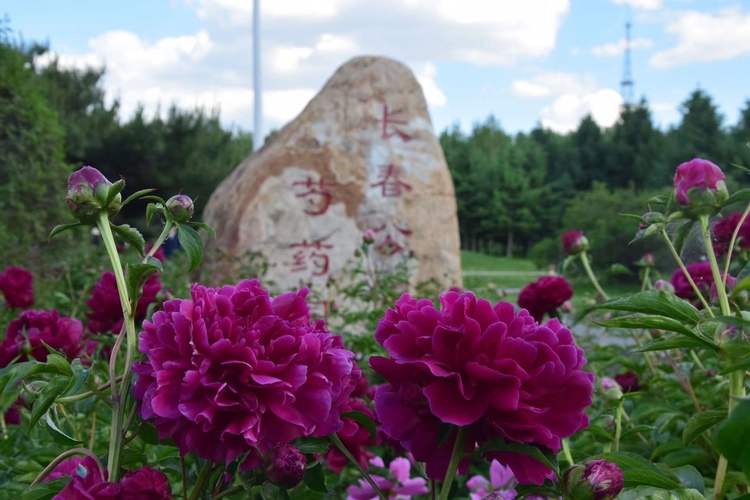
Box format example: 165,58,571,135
642,253,655,266
166,195,194,223
600,378,623,401
266,445,306,489
673,158,728,211
563,459,624,500
362,229,376,244
614,371,640,393
562,230,589,255
66,166,122,223
654,279,675,294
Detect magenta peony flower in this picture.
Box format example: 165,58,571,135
517,276,574,322
119,467,172,499
673,158,726,207
370,291,594,484
467,460,517,500
346,456,429,500
0,310,84,367
0,266,34,309
44,457,85,483
86,271,162,334
614,371,640,393
670,262,714,307
712,212,750,258
52,457,118,499
265,444,307,489
132,279,361,465
326,397,377,473
562,231,588,255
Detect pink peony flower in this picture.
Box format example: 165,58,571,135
670,262,714,307
517,276,574,322
0,266,34,309
562,231,588,255
370,291,594,484
45,457,85,483
673,158,726,207
712,212,750,258
119,467,172,499
326,397,377,473
346,456,429,500
86,271,162,334
0,310,83,367
132,279,361,465
467,460,517,500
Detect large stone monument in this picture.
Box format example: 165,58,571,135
202,56,461,299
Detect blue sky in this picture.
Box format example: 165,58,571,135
5,0,750,140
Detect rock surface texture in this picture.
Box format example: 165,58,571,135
202,56,462,298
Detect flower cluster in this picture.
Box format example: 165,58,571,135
0,310,83,367
370,291,594,484
132,279,361,465
86,271,162,334
517,276,574,321
0,266,34,309
48,456,171,499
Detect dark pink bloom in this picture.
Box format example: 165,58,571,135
52,457,118,499
564,459,623,500
326,398,376,473
45,457,85,482
562,231,588,255
712,213,750,258
370,292,594,484
86,271,162,334
0,266,34,309
670,262,713,307
132,279,361,465
119,467,172,499
517,276,574,321
614,371,640,393
673,158,725,206
0,310,83,367
346,457,428,500
266,445,307,489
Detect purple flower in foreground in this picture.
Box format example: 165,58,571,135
370,291,593,484
133,279,361,465
50,457,171,499
673,158,727,208
0,266,34,309
346,457,429,500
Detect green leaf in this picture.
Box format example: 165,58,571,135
145,255,163,272
43,410,83,446
342,410,377,445
43,352,73,377
605,263,632,276
595,315,712,345
105,178,126,207
62,360,90,397
121,188,156,208
19,479,68,500
716,398,750,479
294,437,330,455
737,262,750,285
177,224,204,272
683,409,726,445
720,357,750,375
713,315,750,330
187,221,217,239
589,290,701,326
635,336,712,353
671,219,695,256
722,188,750,208
125,263,160,311
616,486,705,500
48,222,81,239
597,451,681,490
110,222,146,256
28,377,70,431
671,465,704,494
302,461,329,494
145,203,159,226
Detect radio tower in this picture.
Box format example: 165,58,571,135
620,21,635,105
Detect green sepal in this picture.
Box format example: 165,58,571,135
104,178,125,208
110,222,146,256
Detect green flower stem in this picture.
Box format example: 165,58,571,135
722,204,750,282
640,267,651,293
561,438,574,468
579,252,608,300
96,213,131,317
614,400,623,452
56,375,123,404
31,448,106,485
713,369,747,500
189,460,215,500
700,215,731,317
331,432,386,500
439,426,468,500
146,222,173,262
659,227,713,314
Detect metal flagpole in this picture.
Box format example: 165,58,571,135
253,0,262,152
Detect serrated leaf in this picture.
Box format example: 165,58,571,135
121,188,156,207
716,398,750,479
342,410,377,446
110,223,145,256
177,224,204,272
589,290,701,325
302,461,329,494
597,451,681,490
125,263,160,311
19,479,68,500
187,221,216,239
43,411,83,446
722,188,750,208
28,377,70,431
48,222,82,239
683,409,726,445
595,315,711,345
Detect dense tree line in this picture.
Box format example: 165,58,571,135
3,24,750,273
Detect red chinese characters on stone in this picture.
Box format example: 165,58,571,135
288,240,334,276
380,105,412,142
371,223,412,256
292,177,337,216
371,165,412,198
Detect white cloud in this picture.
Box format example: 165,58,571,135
511,72,596,98
540,88,623,133
611,0,661,10
650,7,750,68
592,37,653,57
415,62,447,106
